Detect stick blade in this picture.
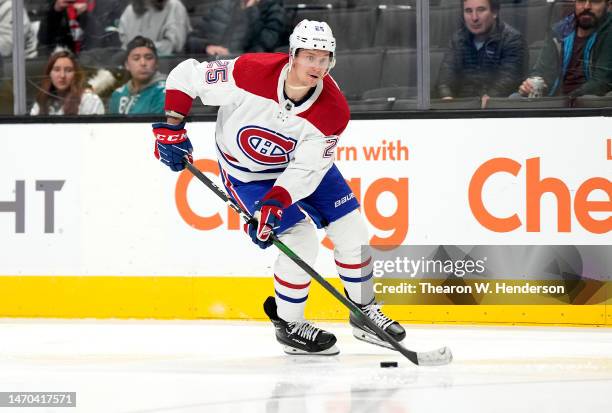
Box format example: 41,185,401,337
416,346,453,366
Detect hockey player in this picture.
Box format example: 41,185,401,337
152,20,406,355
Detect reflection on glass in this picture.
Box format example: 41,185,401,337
434,0,528,109
3,0,610,116
431,0,612,110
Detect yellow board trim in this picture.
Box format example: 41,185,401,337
0,276,609,326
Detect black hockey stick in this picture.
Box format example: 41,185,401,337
182,159,452,366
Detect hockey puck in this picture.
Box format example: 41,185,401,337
380,361,398,368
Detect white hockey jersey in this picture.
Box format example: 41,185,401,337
164,53,350,206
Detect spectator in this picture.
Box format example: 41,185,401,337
517,0,612,97
109,35,165,114
0,0,38,57
437,0,527,104
118,0,190,56
38,0,124,55
186,0,285,57
30,49,104,115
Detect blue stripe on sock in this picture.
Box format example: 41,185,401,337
275,290,308,303
339,272,373,283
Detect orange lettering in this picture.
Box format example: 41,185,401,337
364,178,409,245
175,159,224,230
469,158,521,232
227,207,241,230
321,177,409,249
526,157,571,232
574,177,612,234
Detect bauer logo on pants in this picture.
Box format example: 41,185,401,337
237,126,297,166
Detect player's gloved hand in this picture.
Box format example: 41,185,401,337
248,199,284,249
152,121,193,172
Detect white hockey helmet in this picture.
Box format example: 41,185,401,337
289,19,336,71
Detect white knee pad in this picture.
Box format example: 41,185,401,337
326,210,374,304
274,219,319,321
326,209,369,263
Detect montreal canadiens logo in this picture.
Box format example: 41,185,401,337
236,126,297,166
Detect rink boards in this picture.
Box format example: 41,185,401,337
1,119,610,325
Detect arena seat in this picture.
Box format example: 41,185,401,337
528,45,543,71
373,7,417,48
156,56,189,76
485,96,570,109
380,48,417,89
294,7,377,50
363,86,416,100
550,0,574,23
572,96,612,109
332,49,383,100
499,0,550,46
24,57,50,109
430,97,482,109
391,98,417,110
429,4,462,48
348,0,415,7
285,0,348,8
349,98,394,112
429,47,446,95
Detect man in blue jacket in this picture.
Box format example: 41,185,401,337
518,0,612,97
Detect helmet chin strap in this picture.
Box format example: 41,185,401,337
284,82,312,91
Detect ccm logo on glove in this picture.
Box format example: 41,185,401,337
155,132,189,143
153,122,193,172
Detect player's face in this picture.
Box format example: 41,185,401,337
292,49,331,87
125,46,157,84
50,57,75,93
575,0,608,30
463,0,497,36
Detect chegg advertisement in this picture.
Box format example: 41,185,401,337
176,118,611,248
0,118,610,277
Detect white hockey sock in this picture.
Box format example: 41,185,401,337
326,210,375,305
273,219,318,322
336,256,375,305
274,273,311,322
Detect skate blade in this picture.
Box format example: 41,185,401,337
282,344,340,356
352,327,399,351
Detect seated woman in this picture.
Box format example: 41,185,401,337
30,50,105,115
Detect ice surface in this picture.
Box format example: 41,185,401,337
1,319,611,412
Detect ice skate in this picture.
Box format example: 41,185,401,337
348,296,406,350
263,296,339,356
